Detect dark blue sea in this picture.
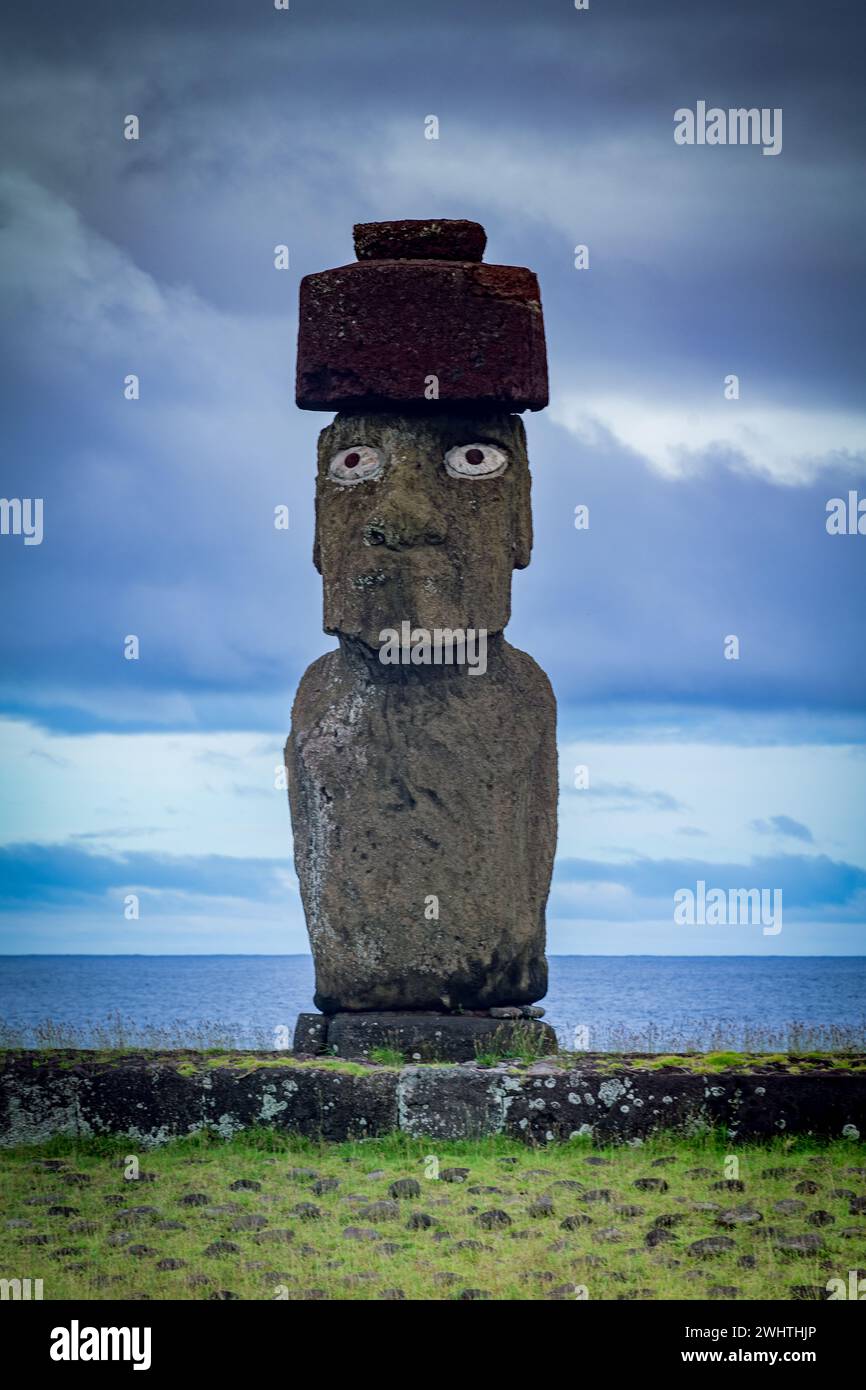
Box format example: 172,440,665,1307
1,956,864,1053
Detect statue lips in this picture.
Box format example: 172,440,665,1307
343,545,472,644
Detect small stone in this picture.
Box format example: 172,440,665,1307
232,1214,268,1231
583,1189,612,1202
229,1179,261,1193
255,1229,296,1244
528,1196,554,1218
774,1199,806,1215
458,1288,491,1300
634,1179,668,1193
687,1237,735,1257
560,1213,592,1230
406,1212,434,1230
478,1209,512,1229
711,1179,745,1193
806,1210,835,1227
774,1234,824,1255
312,1178,340,1196
291,1203,322,1220
389,1178,421,1200
343,1226,381,1242
204,1240,241,1256
357,1200,399,1222
645,1228,673,1248
794,1180,820,1195
288,1168,318,1180
440,1168,470,1184
716,1207,764,1227
179,1193,210,1208
708,1285,740,1298
156,1258,186,1271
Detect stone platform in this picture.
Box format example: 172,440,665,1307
2,1051,864,1147
293,1010,557,1062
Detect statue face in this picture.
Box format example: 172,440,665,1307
314,413,533,646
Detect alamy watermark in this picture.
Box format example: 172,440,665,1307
0,497,43,545
379,621,487,676
674,102,782,157
674,880,782,936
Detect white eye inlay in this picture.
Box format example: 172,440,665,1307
445,443,508,479
329,445,383,485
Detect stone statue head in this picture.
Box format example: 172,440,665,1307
313,411,532,644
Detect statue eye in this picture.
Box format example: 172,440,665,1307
329,445,384,485
445,443,508,479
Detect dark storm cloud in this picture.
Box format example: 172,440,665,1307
0,0,864,733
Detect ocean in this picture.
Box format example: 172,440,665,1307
1,955,864,1053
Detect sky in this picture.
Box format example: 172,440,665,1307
0,0,864,957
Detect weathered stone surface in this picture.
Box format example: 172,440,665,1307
311,1012,556,1062
6,1052,865,1146
292,1013,328,1055
296,231,547,411
353,219,486,263
286,411,556,1013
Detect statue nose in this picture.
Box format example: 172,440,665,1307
364,488,446,550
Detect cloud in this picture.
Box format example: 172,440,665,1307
549,395,866,486
0,841,289,910
553,852,866,915
572,780,687,813
750,814,814,844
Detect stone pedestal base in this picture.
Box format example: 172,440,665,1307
292,1010,557,1063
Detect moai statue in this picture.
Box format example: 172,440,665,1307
286,220,558,1060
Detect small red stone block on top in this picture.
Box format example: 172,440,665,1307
296,219,549,413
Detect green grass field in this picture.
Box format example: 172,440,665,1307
2,1129,864,1301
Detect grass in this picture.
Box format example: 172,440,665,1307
2,1129,864,1301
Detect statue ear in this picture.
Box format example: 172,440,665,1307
513,468,532,569
313,424,332,574
313,492,322,573
511,417,532,570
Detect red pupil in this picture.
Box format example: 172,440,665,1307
344,452,361,468
466,448,485,465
